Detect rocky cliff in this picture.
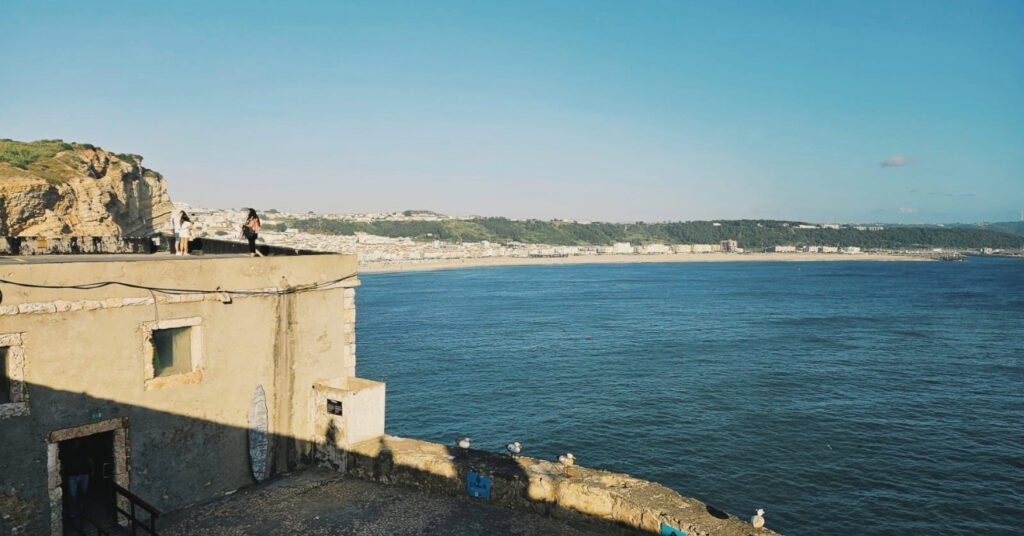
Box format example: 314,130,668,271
0,139,173,237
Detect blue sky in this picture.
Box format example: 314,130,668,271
2,1,1021,223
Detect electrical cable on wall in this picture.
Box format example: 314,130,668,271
0,272,358,300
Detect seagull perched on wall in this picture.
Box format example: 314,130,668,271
557,453,576,466
751,508,765,529
505,441,522,458
456,437,472,449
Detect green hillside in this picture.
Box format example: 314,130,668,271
284,217,1024,250
0,139,76,168
0,139,93,184
951,221,1024,237
0,139,152,186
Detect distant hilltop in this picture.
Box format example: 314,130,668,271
0,139,173,237
268,212,1024,251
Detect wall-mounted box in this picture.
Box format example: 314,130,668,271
313,377,385,448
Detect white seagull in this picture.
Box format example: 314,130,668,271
456,437,471,449
557,453,576,466
505,441,522,458
751,508,765,529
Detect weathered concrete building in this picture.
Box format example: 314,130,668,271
1,252,780,536
0,254,384,535
690,244,722,253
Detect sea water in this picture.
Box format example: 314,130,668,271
356,257,1024,535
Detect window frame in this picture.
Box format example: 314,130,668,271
141,317,203,390
0,332,29,418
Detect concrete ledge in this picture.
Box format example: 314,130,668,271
344,435,782,536
0,254,359,306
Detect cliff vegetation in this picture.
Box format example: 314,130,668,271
0,139,172,237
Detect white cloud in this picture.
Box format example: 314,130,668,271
881,155,913,167
898,207,917,214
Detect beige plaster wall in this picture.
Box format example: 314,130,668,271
0,254,369,533
0,255,358,425
312,377,386,461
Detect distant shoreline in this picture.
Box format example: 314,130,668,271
358,252,929,273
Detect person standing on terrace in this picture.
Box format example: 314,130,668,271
178,213,194,255
171,210,183,254
243,208,264,257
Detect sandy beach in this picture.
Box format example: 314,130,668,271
358,252,928,273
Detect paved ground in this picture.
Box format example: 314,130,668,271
159,468,649,536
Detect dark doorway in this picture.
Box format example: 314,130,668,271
60,432,116,535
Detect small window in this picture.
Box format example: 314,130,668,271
142,317,203,390
0,347,10,404
152,327,192,378
0,333,28,418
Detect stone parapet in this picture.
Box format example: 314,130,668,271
0,236,156,255
344,435,782,536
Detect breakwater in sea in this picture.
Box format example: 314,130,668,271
356,258,1024,535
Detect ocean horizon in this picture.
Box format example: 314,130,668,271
356,257,1023,535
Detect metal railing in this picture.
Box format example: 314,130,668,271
111,482,160,535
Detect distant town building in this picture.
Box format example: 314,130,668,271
691,244,721,253
720,240,738,253
611,242,634,254
639,244,670,254
770,245,797,253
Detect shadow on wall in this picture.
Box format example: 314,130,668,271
1,383,772,536
0,382,303,535
0,383,546,536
